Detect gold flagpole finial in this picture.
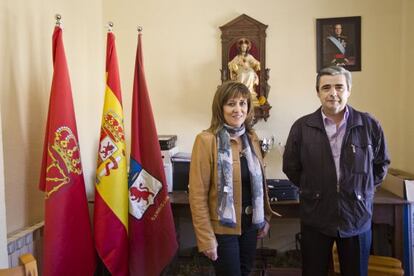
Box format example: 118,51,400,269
107,21,114,32
137,26,143,33
55,14,62,27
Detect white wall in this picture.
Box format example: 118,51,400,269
103,0,408,177
0,106,9,267
0,1,11,266
1,0,104,233
402,0,414,173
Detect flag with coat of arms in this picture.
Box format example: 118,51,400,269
39,25,96,276
94,30,129,276
128,31,178,276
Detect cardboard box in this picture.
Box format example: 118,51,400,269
382,174,405,198
381,169,414,200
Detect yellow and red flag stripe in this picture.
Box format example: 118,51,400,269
94,31,129,276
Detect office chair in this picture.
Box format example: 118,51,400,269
0,253,38,276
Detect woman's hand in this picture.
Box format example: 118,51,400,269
203,247,218,261
257,220,270,239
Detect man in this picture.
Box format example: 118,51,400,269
326,24,349,66
283,66,390,276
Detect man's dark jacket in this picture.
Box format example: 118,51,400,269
283,105,390,237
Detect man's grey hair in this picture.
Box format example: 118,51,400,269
316,66,352,92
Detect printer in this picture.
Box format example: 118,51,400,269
266,179,299,201
159,135,178,193
171,152,191,191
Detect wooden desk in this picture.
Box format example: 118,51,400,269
169,188,408,265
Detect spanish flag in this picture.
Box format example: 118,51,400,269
94,30,129,276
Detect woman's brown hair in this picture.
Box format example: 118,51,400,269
207,81,254,135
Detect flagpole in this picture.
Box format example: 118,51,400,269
94,24,129,275
55,14,62,27
40,15,96,275
129,23,178,276
107,21,114,32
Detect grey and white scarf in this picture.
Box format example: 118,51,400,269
217,124,265,229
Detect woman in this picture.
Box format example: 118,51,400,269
189,81,278,275
228,38,261,105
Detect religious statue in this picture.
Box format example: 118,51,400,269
228,38,261,106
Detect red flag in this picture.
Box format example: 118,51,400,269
39,26,96,276
128,32,178,276
94,31,129,276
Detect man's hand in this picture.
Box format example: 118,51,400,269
203,247,218,261
257,220,270,239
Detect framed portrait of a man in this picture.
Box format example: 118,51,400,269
316,16,361,71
